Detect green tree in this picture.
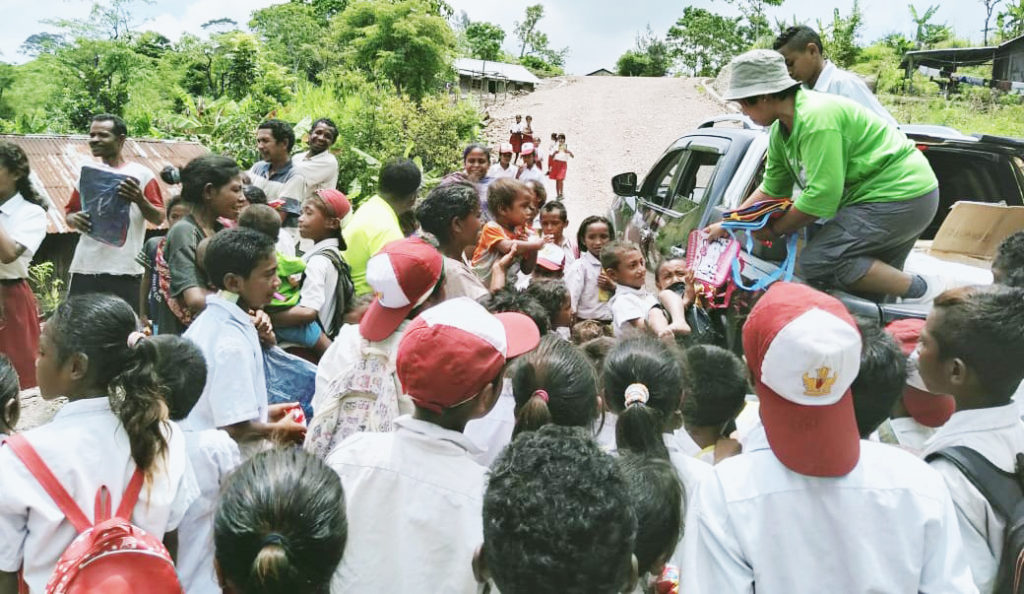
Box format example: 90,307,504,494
616,26,670,76
50,38,146,128
250,2,326,81
515,4,544,59
464,21,505,61
908,4,951,49
19,33,67,57
817,0,863,68
667,7,746,77
330,0,455,101
998,0,1024,39
720,0,786,45
44,0,151,41
982,0,1004,44
512,4,568,72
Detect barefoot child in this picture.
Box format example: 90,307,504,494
565,216,614,324
549,133,574,199
472,178,544,287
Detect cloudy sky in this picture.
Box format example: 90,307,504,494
0,0,987,75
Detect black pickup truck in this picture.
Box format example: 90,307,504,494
609,116,1023,346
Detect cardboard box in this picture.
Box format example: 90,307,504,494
925,201,1024,267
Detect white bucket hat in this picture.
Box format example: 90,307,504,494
723,49,801,101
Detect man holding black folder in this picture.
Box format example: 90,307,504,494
65,114,165,311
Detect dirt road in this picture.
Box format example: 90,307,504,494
482,75,725,225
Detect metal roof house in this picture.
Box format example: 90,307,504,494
454,58,542,96
900,34,1024,84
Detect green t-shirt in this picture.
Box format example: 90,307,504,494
759,89,937,219
341,194,404,295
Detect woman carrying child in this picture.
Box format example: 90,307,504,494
158,155,246,335
0,141,48,388
0,295,195,592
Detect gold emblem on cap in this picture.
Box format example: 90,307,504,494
802,367,837,397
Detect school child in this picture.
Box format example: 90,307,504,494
215,447,347,594
471,178,544,287
526,178,547,230
327,297,541,593
141,334,239,594
602,240,658,336
509,115,525,163
993,230,1024,288
532,243,566,281
0,295,196,592
181,228,306,456
680,345,746,464
849,317,907,439
523,115,535,146
510,334,599,437
603,334,712,495
565,215,614,324
539,201,577,266
139,195,189,333
479,288,551,335
547,132,558,172
416,182,490,300
0,141,48,389
549,133,575,199
269,189,353,346
487,143,517,180
919,286,1024,593
308,236,445,455
0,355,20,438
647,257,695,339
525,278,573,338
619,454,684,594
681,282,976,593
476,424,638,594
516,143,547,185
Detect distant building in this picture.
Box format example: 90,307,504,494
900,33,1024,85
454,58,541,95
587,68,615,76
1,134,208,279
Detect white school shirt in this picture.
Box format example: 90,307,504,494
327,415,486,594
923,403,1024,593
516,164,546,185
811,60,899,127
298,238,340,330
312,321,408,416
465,378,515,467
0,398,197,592
176,429,241,594
181,294,268,448
293,150,339,200
486,162,517,180
0,193,47,280
680,439,978,594
565,251,611,321
69,161,163,276
609,283,658,335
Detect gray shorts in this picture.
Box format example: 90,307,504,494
798,187,939,290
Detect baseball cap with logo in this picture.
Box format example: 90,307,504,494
885,318,956,427
359,237,445,342
743,282,862,477
397,297,541,412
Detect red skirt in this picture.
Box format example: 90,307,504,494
549,159,568,181
523,134,534,146
509,133,524,153
0,280,40,389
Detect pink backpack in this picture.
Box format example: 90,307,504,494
686,229,740,309
4,435,183,594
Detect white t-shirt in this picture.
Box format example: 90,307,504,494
681,440,977,593
0,193,47,280
923,402,1024,593
486,163,517,180
609,283,658,335
0,398,197,592
327,416,485,594
464,378,515,467
293,150,339,200
811,60,898,127
176,429,241,594
516,164,546,184
68,161,163,276
298,238,341,331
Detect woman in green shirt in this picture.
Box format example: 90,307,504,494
708,50,939,301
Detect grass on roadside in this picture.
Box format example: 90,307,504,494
882,90,1024,138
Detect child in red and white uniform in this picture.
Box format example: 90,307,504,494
487,143,517,180
549,133,575,199
509,115,525,163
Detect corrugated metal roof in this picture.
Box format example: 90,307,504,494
454,58,541,85
1,134,208,233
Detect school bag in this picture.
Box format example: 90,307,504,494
718,198,797,292
3,434,183,594
310,246,355,339
154,237,194,328
304,336,411,460
925,446,1024,594
266,248,354,339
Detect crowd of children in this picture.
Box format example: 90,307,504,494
2,109,1024,593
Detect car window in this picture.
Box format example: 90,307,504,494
670,149,721,214
646,150,686,206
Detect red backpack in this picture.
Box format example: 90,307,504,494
4,435,183,594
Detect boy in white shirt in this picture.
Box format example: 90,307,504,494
327,297,541,593
487,143,517,179
919,286,1024,593
682,282,977,593
602,241,688,337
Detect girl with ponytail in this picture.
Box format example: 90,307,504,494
511,334,600,437
0,140,48,389
0,294,195,592
602,335,711,502
215,447,347,594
